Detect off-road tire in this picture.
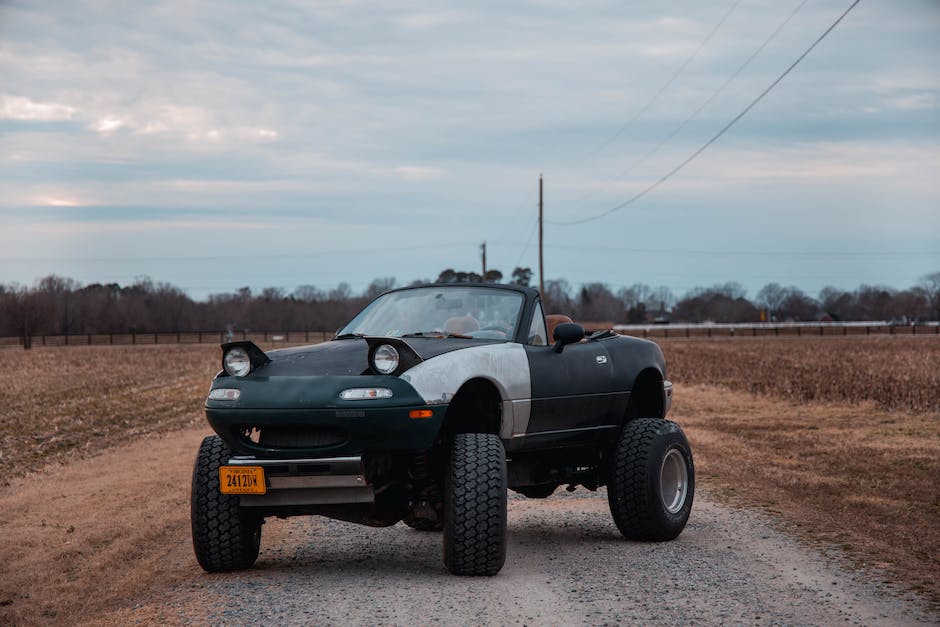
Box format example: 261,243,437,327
191,435,262,571
443,433,507,576
607,418,694,541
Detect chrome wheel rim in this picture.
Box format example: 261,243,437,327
660,448,688,514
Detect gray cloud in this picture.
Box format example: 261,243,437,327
1,0,938,298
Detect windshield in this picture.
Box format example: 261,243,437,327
337,286,525,341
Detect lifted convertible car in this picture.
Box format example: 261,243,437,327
191,283,693,576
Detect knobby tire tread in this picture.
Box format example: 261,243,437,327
443,433,507,576
608,418,692,541
191,435,261,572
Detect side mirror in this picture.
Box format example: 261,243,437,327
552,322,585,353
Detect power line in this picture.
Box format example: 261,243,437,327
555,0,811,210
550,0,862,227
514,3,743,268
555,0,744,173
514,216,540,268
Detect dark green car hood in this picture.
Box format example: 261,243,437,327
250,337,503,377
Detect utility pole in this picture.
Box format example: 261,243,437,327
481,241,487,279
538,174,544,296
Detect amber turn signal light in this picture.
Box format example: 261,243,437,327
409,409,433,419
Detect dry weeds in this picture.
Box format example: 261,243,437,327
660,336,940,412
0,427,211,625
0,345,219,485
673,384,940,605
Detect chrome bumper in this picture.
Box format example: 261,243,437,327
227,455,374,506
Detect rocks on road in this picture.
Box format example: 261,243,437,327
168,490,933,626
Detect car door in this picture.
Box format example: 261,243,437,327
522,340,616,448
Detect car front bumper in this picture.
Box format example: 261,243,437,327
225,455,376,507
205,374,447,458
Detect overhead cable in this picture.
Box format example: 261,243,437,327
550,0,862,227
556,0,811,209
514,216,540,268
556,0,744,172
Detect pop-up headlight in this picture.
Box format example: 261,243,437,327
223,347,251,377
372,344,400,374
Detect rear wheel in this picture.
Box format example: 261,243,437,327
191,435,262,571
443,433,507,576
607,418,694,541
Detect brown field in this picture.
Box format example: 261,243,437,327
660,335,940,412
0,338,938,623
671,386,939,605
0,344,219,485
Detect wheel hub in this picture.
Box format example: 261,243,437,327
660,448,688,514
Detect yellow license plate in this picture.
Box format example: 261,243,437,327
219,466,266,495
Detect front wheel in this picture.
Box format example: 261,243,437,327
607,418,694,541
443,433,507,576
191,435,262,571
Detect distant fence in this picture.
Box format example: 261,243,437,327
2,321,939,348
0,330,335,348
613,321,940,339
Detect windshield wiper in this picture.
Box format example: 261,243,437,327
401,331,472,339
334,332,366,340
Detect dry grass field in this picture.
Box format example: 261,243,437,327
0,337,937,622
671,385,939,603
0,344,218,485
660,335,940,412
658,336,940,605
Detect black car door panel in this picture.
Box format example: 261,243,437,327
523,342,616,438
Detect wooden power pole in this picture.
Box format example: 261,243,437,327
538,175,544,296
481,241,487,278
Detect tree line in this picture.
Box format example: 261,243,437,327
2,268,938,347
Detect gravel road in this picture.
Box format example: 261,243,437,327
5,426,932,625
169,488,934,626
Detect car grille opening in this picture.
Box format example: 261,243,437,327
257,425,348,449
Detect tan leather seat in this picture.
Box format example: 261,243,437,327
444,316,479,335
545,314,573,342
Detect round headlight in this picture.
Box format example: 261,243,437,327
373,344,400,374
224,347,251,377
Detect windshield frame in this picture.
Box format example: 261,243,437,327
337,284,532,343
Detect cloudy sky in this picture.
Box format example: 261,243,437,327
1,0,938,301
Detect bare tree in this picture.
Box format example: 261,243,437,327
4,285,45,348
36,275,80,334
648,286,676,314
920,271,940,320
616,284,650,311
756,283,787,320
575,283,622,322
542,279,573,315
673,288,759,323
3,269,938,339
778,288,819,321
293,284,324,303
856,285,897,321
365,277,396,299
